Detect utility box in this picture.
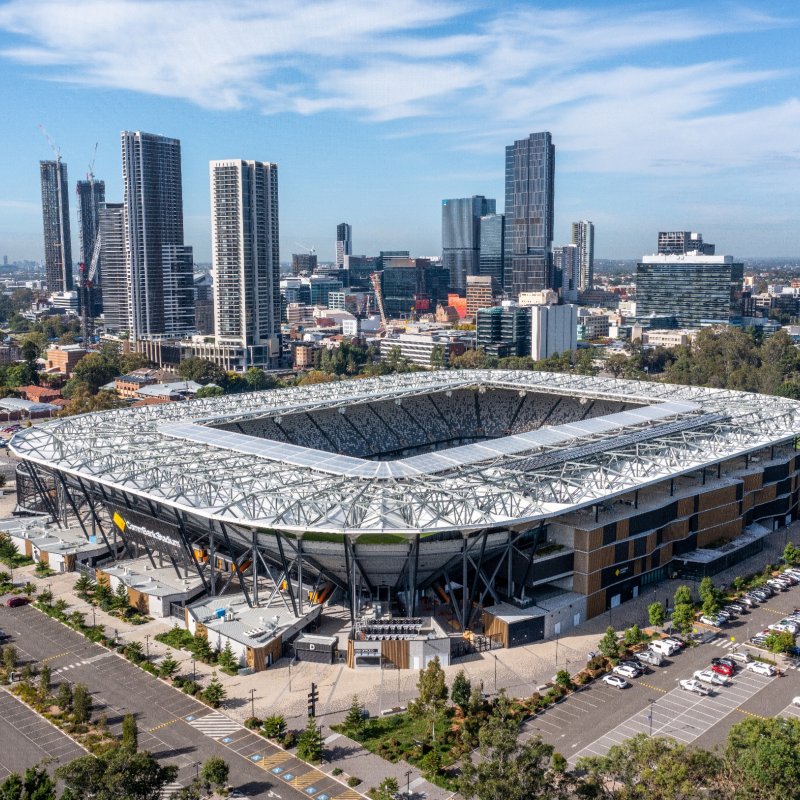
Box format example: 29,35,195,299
294,634,338,664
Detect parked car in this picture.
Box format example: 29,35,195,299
725,603,745,614
740,595,758,608
700,615,725,627
751,589,770,601
711,656,737,670
694,669,730,686
768,621,798,635
664,636,688,649
729,650,752,666
680,679,711,696
603,674,629,689
613,664,640,679
711,662,734,677
5,597,30,607
792,696,800,707
780,573,799,585
620,660,645,675
767,579,790,592
0,629,9,642
650,640,680,656
746,661,777,676
636,650,663,667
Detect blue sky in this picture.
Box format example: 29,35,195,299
0,0,798,264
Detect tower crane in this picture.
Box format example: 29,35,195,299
369,271,389,335
86,142,98,182
38,124,61,163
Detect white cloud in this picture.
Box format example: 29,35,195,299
0,0,797,179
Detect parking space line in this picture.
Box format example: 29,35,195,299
735,707,771,721
636,682,666,694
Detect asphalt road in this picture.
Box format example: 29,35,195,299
0,688,86,781
0,605,364,800
521,579,800,762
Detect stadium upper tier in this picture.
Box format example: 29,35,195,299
10,371,800,535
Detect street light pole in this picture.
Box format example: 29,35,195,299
405,769,412,798
648,698,656,737
144,634,150,662
493,653,497,694
249,688,255,719
192,657,196,682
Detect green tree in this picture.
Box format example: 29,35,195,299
200,757,229,791
725,717,800,800
371,776,400,800
622,624,644,647
56,681,73,713
343,695,366,734
648,601,666,628
201,672,226,709
57,745,178,800
261,714,287,740
459,692,570,800
22,581,36,597
296,716,323,763
429,343,445,369
74,573,94,599
782,541,800,566
177,357,226,385
121,713,138,752
72,683,91,724
673,584,693,606
216,641,238,673
598,626,620,660
157,653,179,680
244,367,277,392
189,632,212,662
699,576,722,617
69,352,120,394
194,385,224,399
554,669,573,690
671,602,695,635
93,581,112,609
124,642,144,663
410,657,448,718
450,669,472,714
0,765,57,800
36,588,53,607
577,732,723,800
3,645,17,672
112,582,129,611
38,664,51,701
764,631,795,654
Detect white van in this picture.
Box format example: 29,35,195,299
650,639,680,657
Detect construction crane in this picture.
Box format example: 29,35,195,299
294,242,316,255
369,271,389,334
86,141,98,182
79,233,102,342
38,124,61,163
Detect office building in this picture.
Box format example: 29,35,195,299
531,304,578,360
345,255,380,291
336,223,352,270
658,231,715,256
479,213,505,289
476,304,531,358
210,159,281,368
292,253,317,275
442,196,495,291
466,275,494,319
40,160,73,293
504,132,555,297
121,131,195,339
571,220,594,291
97,203,127,333
553,244,580,299
636,251,744,327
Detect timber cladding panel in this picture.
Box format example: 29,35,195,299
381,639,410,669
127,587,149,614
698,485,738,511
698,502,740,529
616,518,630,539
754,484,778,505
743,472,764,491
586,591,606,620
482,611,509,649
677,497,695,517
346,639,355,669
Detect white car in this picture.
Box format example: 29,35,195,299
746,661,777,676
700,615,724,627
694,669,730,686
792,696,800,707
768,621,798,635
603,674,629,689
613,664,639,679
680,679,711,696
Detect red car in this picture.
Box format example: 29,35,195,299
711,662,734,677
5,596,30,608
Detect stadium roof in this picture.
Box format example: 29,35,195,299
10,371,800,535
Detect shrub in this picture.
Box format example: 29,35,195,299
244,716,262,730
262,714,287,740
332,767,343,776
347,776,362,788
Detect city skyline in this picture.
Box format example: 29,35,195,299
1,1,799,263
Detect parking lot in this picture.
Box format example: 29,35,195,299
522,572,800,764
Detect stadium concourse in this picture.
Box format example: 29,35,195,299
9,370,800,671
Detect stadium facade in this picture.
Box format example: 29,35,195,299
10,371,800,660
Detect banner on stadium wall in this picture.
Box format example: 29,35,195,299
107,504,189,565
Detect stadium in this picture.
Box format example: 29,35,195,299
9,370,800,668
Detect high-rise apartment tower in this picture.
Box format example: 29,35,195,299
40,160,73,293
97,203,128,333
478,213,505,289
121,131,194,339
336,223,352,270
210,159,281,367
76,177,106,314
442,195,495,292
504,132,555,297
571,220,594,291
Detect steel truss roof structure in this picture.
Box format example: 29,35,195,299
10,370,800,535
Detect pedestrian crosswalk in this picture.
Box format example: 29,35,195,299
160,782,184,798
711,638,737,648
184,711,242,738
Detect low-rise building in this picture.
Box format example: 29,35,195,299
643,329,697,348
531,303,578,360
577,309,611,340
46,344,89,377
115,369,160,399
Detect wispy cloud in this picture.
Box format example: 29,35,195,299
0,1,797,177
